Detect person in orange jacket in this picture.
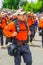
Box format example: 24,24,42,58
38,17,43,48
3,11,32,65
27,12,36,45
5,13,18,47
0,12,9,48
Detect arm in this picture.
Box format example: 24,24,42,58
3,22,17,37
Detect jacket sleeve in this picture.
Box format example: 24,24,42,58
3,22,16,37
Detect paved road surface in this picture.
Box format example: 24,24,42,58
0,32,43,65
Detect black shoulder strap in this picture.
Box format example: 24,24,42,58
0,18,2,24
0,20,2,24
13,19,20,33
24,21,29,30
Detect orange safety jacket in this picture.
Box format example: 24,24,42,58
27,15,36,27
38,19,43,28
0,17,8,29
3,20,29,44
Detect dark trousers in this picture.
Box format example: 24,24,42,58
42,36,43,47
0,28,3,46
5,37,12,45
30,25,36,42
14,44,32,65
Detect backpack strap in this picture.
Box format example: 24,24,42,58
0,20,2,24
0,17,2,24
13,19,20,33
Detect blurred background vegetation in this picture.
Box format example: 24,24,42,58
2,0,43,13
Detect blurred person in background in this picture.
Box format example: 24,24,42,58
0,12,9,48
27,12,36,45
38,17,43,48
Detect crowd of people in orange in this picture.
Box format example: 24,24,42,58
0,8,43,65
0,9,43,48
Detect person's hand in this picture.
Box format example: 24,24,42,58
28,31,31,35
7,42,12,46
12,32,17,37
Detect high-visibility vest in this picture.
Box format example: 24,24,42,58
12,19,29,43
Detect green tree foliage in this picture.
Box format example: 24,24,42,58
33,1,42,13
3,0,20,9
2,0,43,13
20,0,27,7
23,3,32,12
20,0,42,13
38,0,43,12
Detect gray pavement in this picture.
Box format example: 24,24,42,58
0,32,43,65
